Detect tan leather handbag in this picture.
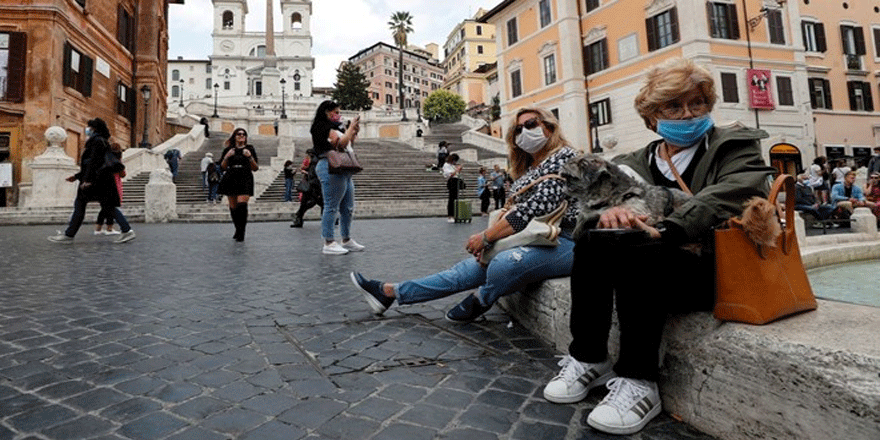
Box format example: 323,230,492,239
713,174,817,324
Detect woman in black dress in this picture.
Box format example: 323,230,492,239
218,128,259,241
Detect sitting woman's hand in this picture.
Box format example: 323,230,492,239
466,232,490,256
598,206,661,239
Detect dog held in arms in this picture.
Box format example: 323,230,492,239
561,153,781,247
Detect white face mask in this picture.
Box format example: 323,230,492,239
85,127,93,137
515,126,548,154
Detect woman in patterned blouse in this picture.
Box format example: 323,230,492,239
350,107,580,323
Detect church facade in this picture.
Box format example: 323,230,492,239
167,0,315,112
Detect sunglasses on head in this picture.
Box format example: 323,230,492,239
514,117,541,136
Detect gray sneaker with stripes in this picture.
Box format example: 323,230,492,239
586,377,661,435
543,355,615,404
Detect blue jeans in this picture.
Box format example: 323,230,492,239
208,182,219,201
316,158,355,241
65,192,131,237
284,178,294,202
394,236,575,307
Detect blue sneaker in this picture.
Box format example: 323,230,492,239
351,272,393,315
445,294,490,323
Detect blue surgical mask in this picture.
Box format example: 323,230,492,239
656,115,714,147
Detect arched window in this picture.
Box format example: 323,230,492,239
171,85,179,97
222,11,234,29
249,45,266,57
171,69,180,81
291,12,302,30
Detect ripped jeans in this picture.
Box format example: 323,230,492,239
394,236,575,307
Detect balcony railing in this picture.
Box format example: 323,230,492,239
846,54,863,71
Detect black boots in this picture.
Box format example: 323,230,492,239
230,203,248,241
290,215,303,228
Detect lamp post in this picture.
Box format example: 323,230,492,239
178,79,184,107
212,83,219,118
279,78,287,119
590,116,602,153
139,85,151,148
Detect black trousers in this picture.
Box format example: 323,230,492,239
567,231,714,382
446,178,460,217
479,189,491,213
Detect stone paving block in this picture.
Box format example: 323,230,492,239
211,381,263,403
201,407,268,435
41,415,114,439
117,412,190,440
397,403,457,429
437,427,499,440
7,403,77,432
511,420,570,440
100,397,163,423
240,392,298,416
115,375,170,395
474,389,529,411
170,396,232,420
17,370,70,391
373,423,437,440
64,387,129,411
521,399,577,424
149,382,203,403
315,413,382,439
347,396,405,421
239,420,306,440
422,388,474,408
277,397,347,429
165,427,229,440
376,383,428,404
457,403,518,435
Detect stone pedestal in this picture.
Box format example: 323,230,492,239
26,127,80,208
851,207,877,234
145,169,177,222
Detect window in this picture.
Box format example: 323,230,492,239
776,76,794,106
539,0,552,28
224,81,230,90
802,21,827,52
766,9,785,44
171,85,179,97
63,42,93,97
841,25,866,69
249,45,266,57
0,32,26,103
222,11,234,29
510,70,522,98
847,81,873,111
116,82,134,120
874,28,880,57
477,45,484,54
586,0,600,12
707,2,739,40
205,64,212,73
254,80,262,96
385,94,393,105
172,70,179,81
205,78,212,89
720,72,739,103
584,39,609,75
476,25,482,36
507,18,518,45
117,6,135,51
808,78,832,109
291,12,302,29
589,98,612,126
646,8,679,51
543,54,557,85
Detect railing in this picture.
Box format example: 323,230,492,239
846,54,862,71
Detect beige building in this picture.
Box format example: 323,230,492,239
0,0,175,206
348,42,445,113
479,0,880,174
441,10,497,110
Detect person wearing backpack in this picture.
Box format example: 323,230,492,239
206,161,221,203
291,149,323,228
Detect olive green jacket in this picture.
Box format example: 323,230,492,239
612,124,776,242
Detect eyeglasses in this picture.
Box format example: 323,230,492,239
659,97,709,119
514,117,542,136
235,132,246,137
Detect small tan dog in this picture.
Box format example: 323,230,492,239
738,197,782,247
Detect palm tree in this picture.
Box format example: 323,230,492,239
388,11,413,121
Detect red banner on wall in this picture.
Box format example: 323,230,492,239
747,69,775,110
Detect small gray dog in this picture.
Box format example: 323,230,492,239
561,154,691,239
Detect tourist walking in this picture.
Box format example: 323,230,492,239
93,142,125,235
200,152,214,191
543,58,774,436
310,100,364,254
49,118,136,244
218,128,259,241
283,160,296,202
291,149,323,228
436,141,449,171
477,167,491,215
164,148,181,182
443,153,463,223
490,164,507,209
351,106,579,323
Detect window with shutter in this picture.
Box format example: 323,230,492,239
510,70,522,98
586,0,599,12
589,98,612,126
1,32,27,103
646,8,679,51
776,76,794,106
584,39,608,74
62,42,93,97
721,72,738,103
708,3,739,40
767,10,785,44
507,19,518,46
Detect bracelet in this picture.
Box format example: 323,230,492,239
481,232,492,248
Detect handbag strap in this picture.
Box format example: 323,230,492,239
658,144,694,196
503,173,565,210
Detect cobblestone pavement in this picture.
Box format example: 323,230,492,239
0,218,718,440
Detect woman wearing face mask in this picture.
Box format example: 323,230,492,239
543,58,775,436
350,107,579,323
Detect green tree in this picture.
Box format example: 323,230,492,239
332,62,372,111
423,89,467,123
388,11,413,121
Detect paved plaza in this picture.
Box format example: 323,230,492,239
0,217,717,440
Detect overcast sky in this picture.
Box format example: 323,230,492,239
167,0,501,88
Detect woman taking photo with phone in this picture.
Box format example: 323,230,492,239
311,100,365,255
218,128,258,241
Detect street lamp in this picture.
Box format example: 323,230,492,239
212,83,219,118
590,116,602,153
178,79,184,107
279,78,287,119
139,85,151,148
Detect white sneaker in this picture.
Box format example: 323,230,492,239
115,230,136,244
586,377,661,435
447,218,454,223
341,239,365,252
48,232,73,243
322,241,349,255
543,355,615,404
105,229,121,235
94,230,103,236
